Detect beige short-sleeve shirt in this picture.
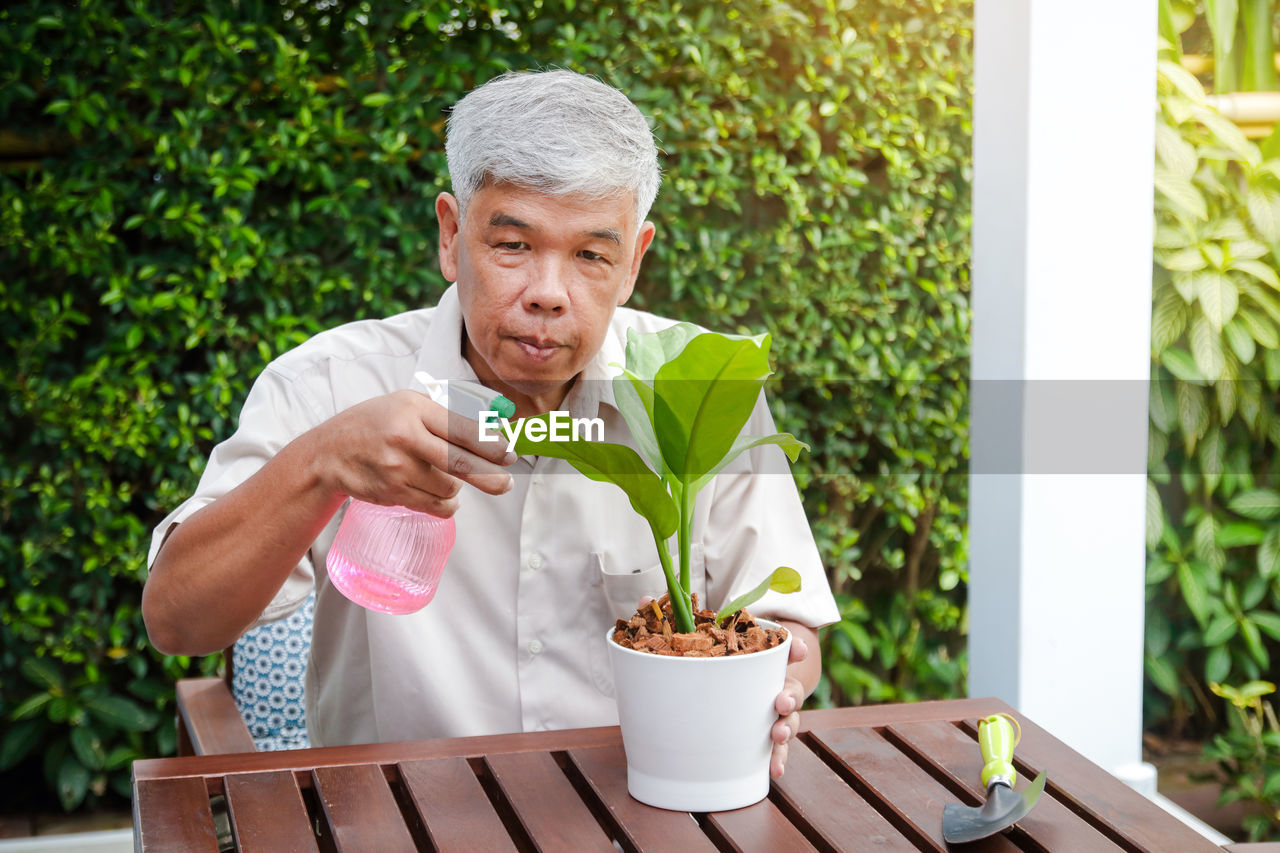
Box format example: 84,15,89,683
148,285,840,746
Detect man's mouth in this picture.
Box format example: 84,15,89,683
512,336,564,362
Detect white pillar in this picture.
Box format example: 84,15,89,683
969,0,1158,793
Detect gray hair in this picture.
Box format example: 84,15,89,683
445,69,661,224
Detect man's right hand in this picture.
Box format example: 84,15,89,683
314,389,516,517
143,389,517,656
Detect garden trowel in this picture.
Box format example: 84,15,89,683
942,714,1047,845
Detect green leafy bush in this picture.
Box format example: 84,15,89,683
1204,681,1280,841
1,0,972,810
1147,59,1280,736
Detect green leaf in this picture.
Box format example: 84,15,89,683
360,92,392,107
1245,184,1280,242
652,332,773,485
692,432,809,494
1237,306,1279,348
0,720,44,770
1159,247,1206,272
1203,614,1238,645
715,567,802,625
1190,315,1226,378
1249,611,1280,641
1161,347,1204,382
1232,258,1280,290
1146,481,1164,550
1155,122,1198,179
56,756,90,811
1152,290,1189,352
1217,521,1265,548
11,693,53,721
611,370,663,473
622,323,704,382
1195,273,1239,331
21,657,63,691
1155,166,1208,220
512,422,678,539
1198,107,1257,165
1259,527,1280,578
84,695,157,732
1224,318,1256,363
69,726,105,771
1146,653,1182,697
1178,560,1211,626
1228,489,1280,519
1206,644,1232,684
1241,618,1268,667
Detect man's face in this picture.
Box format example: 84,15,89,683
436,183,656,413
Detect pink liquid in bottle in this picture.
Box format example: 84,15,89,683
326,501,456,615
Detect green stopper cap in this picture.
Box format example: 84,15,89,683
492,395,516,419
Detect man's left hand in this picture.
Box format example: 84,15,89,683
770,621,821,779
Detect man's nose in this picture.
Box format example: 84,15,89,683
521,260,569,314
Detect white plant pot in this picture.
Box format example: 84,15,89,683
605,619,791,812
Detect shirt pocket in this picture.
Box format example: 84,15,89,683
593,546,707,621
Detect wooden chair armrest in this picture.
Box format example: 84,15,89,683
175,677,257,756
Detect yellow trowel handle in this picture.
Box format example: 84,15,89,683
978,714,1020,788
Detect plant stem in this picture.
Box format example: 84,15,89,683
678,486,693,600
1240,0,1277,91
651,523,695,632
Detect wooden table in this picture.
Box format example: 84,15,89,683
132,696,1234,852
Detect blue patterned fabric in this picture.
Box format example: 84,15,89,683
231,592,314,751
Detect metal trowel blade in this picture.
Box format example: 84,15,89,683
942,770,1047,844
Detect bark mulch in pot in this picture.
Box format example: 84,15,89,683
611,593,788,657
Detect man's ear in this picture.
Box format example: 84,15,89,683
619,220,657,305
436,192,462,282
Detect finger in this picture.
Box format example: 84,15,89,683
770,740,788,779
788,634,808,664
417,394,518,466
404,409,516,496
774,676,804,715
772,711,799,745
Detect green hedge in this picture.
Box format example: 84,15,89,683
0,0,972,811
1146,58,1280,737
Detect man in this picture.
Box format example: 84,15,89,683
143,69,838,778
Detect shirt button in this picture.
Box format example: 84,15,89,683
528,553,544,570
531,474,544,487
528,639,544,655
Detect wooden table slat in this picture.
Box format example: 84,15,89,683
566,745,720,852
398,756,519,853
769,738,921,852
133,777,220,853
485,750,617,853
808,725,1021,853
224,770,320,853
133,724,623,782
703,798,820,853
312,763,417,853
879,719,1124,853
965,714,1224,853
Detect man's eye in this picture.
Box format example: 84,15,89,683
498,241,527,250
580,250,604,261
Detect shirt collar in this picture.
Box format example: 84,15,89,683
413,284,477,385
415,284,624,419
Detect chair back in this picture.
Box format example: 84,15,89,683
229,592,315,751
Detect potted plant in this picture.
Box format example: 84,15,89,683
515,322,806,811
